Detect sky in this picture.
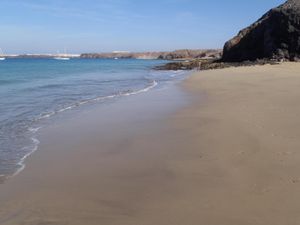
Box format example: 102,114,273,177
0,0,285,54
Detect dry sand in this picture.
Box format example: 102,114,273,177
1,63,300,225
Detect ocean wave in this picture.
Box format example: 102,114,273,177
5,80,158,179
36,80,158,121
10,137,40,178
1,59,186,183
120,80,158,96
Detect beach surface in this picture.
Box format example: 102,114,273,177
1,63,300,225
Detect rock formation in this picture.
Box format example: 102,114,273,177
223,0,300,62
157,49,221,60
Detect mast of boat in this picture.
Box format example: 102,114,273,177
0,48,6,60
54,47,70,60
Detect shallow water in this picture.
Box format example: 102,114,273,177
0,58,187,179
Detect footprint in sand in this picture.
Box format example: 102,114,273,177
291,178,300,184
277,151,293,156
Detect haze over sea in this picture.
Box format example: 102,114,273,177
0,58,185,180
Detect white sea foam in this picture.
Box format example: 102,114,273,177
36,80,158,122
10,137,40,178
38,111,55,120
9,80,158,179
28,127,41,133
170,70,186,77
121,80,158,96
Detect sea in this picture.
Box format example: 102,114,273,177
0,58,186,181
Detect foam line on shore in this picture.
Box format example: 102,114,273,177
37,80,158,121
7,80,158,180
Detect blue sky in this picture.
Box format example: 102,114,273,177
0,0,285,54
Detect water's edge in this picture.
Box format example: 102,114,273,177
0,58,190,183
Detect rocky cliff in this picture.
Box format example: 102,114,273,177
223,0,300,62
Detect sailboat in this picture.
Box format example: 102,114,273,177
0,48,6,61
54,48,70,60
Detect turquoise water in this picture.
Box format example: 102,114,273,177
0,58,185,179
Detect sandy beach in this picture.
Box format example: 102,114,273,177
1,62,300,225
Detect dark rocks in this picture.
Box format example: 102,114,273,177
155,59,279,71
157,49,222,60
155,60,203,70
223,0,300,62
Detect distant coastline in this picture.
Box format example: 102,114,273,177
2,54,81,59
2,49,221,60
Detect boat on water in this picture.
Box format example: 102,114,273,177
0,48,6,60
54,57,70,60
54,48,70,60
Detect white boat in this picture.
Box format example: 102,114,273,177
0,48,6,60
54,48,70,60
54,57,70,60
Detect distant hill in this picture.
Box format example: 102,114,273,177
80,49,222,60
223,0,300,62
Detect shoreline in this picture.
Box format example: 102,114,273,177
0,77,193,224
0,59,188,182
1,62,300,224
3,79,160,183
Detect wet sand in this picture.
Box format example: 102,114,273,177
2,63,300,225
